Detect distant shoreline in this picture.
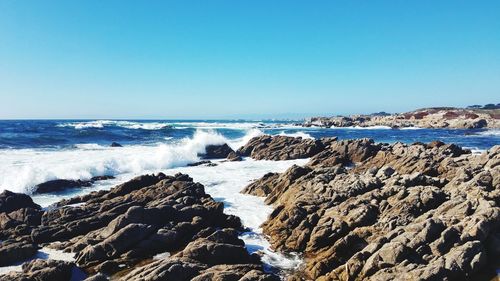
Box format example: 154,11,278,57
301,105,500,129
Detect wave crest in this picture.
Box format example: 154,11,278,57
0,129,242,194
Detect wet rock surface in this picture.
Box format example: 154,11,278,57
200,143,235,159
0,173,275,280
33,176,115,194
243,135,500,280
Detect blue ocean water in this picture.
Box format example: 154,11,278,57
0,119,498,195
0,119,498,150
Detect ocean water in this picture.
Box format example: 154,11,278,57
0,120,499,274
0,120,498,195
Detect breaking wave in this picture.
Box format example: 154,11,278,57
0,129,246,194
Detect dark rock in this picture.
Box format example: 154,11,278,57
0,240,38,266
0,190,40,214
200,144,235,159
110,142,123,147
237,135,324,160
188,160,217,167
33,176,114,194
0,259,75,281
226,151,242,161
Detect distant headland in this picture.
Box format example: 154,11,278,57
302,103,500,129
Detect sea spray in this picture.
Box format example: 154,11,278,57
0,129,251,194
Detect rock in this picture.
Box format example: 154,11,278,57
226,151,242,161
200,144,235,159
237,135,325,160
13,172,276,279
188,160,217,167
33,176,114,194
301,107,500,129
110,142,123,147
241,136,500,280
123,229,273,281
84,273,109,281
0,190,40,213
0,240,38,266
0,259,75,281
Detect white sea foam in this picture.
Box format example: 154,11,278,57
476,129,500,136
166,158,308,271
57,120,170,130
57,120,303,131
330,125,393,130
399,126,423,130
0,130,232,194
26,157,308,272
463,147,486,154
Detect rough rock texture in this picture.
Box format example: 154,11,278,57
201,144,235,159
303,107,500,129
0,173,275,280
0,190,40,213
33,176,114,194
237,135,326,160
110,142,123,147
0,259,75,281
226,151,243,161
123,229,278,281
0,191,42,266
243,136,500,281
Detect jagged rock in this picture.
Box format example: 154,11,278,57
33,176,114,194
237,135,325,160
0,190,40,213
0,240,38,266
0,172,276,280
0,259,75,281
226,151,242,161
201,144,235,159
124,229,272,281
242,136,500,280
188,160,217,167
302,107,500,129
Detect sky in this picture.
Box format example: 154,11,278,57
0,1,499,119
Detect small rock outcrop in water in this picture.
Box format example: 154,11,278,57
242,135,500,280
187,160,217,167
237,135,325,160
33,176,115,194
200,143,235,159
0,173,276,280
226,151,243,161
110,142,123,147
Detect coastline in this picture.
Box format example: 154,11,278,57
0,124,498,280
302,107,500,129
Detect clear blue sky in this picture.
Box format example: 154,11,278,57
1,1,499,119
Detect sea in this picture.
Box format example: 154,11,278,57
0,119,499,275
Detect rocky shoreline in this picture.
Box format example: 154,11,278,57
0,135,498,280
241,136,500,280
0,172,277,280
302,107,500,129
